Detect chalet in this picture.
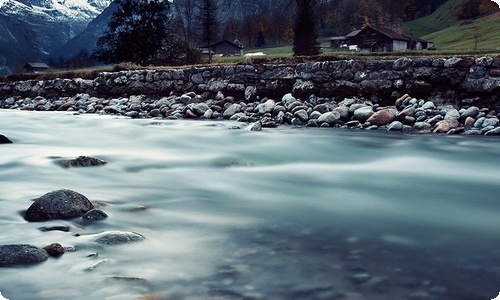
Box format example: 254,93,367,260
341,25,433,52
202,40,244,57
23,62,50,73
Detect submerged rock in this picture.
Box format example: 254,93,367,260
90,231,145,245
24,189,94,222
0,134,12,144
81,209,108,221
63,156,107,167
0,244,49,266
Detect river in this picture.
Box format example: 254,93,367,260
0,110,499,300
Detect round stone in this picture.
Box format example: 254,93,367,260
25,189,94,222
0,244,49,266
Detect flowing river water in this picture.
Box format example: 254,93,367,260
0,110,499,300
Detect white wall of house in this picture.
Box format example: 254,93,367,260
393,40,408,51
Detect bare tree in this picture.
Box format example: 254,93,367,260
173,0,197,46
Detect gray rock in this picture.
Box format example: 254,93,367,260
0,244,49,266
192,103,210,116
317,111,341,126
387,121,403,131
82,209,108,221
353,106,374,122
485,127,500,135
482,117,499,128
63,156,107,167
256,99,275,114
25,189,94,222
444,109,460,120
90,231,145,245
294,109,309,123
222,104,241,119
421,101,436,110
244,121,262,131
281,93,296,106
461,106,480,119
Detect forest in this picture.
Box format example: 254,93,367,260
216,0,498,48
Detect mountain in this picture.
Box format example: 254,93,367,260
0,0,111,73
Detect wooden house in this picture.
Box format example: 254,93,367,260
211,40,244,56
344,25,433,52
23,62,50,73
355,25,409,52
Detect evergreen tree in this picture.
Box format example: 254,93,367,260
256,31,266,47
197,0,218,62
292,0,321,56
93,0,200,66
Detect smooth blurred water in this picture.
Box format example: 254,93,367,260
0,110,499,300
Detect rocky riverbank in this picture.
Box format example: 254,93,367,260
1,56,500,135
1,90,499,135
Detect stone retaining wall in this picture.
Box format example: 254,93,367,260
1,56,499,110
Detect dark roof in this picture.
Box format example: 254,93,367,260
211,40,243,49
403,34,428,43
24,62,50,69
365,25,409,41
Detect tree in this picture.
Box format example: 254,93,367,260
197,0,218,62
93,0,199,66
292,0,321,56
173,0,197,46
457,0,482,20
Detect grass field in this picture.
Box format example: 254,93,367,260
423,12,500,51
402,0,460,37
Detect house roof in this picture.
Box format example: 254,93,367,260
329,36,346,41
24,62,50,69
403,34,428,43
211,40,243,49
346,30,361,38
365,25,409,41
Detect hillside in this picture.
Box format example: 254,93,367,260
403,0,460,37
422,12,500,51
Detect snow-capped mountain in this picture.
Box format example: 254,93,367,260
0,0,111,73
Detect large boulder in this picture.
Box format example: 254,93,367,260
0,244,49,266
24,189,94,222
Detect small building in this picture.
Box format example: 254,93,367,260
23,62,50,73
344,25,432,52
329,36,347,49
356,25,409,52
210,40,244,56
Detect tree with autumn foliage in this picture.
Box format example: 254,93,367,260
457,0,499,20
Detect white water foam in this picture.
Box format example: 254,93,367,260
0,292,9,300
